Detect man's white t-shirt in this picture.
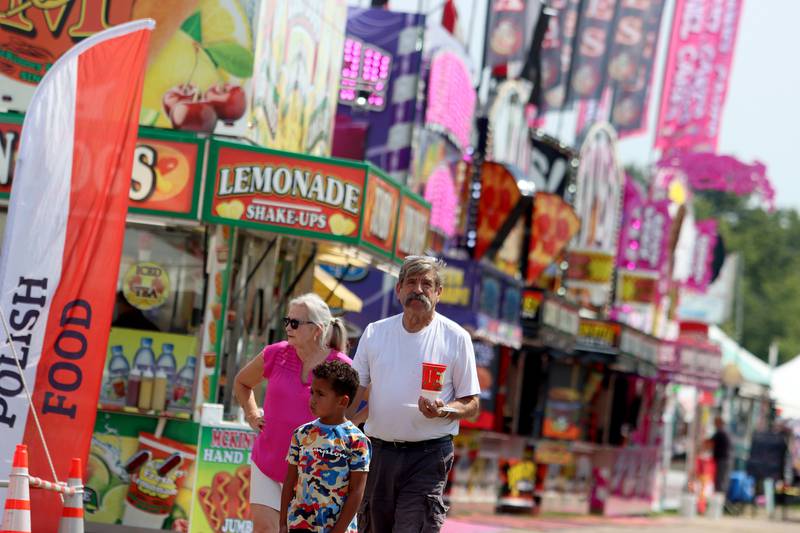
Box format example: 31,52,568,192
353,312,480,442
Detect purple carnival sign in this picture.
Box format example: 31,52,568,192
337,8,425,182
617,179,671,272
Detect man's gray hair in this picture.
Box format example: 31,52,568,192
398,256,446,289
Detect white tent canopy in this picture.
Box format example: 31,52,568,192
772,355,800,419
709,325,771,386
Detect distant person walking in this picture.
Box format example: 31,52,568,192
234,293,351,533
350,256,480,532
708,416,732,495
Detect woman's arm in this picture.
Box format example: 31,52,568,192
329,471,368,533
279,466,299,533
233,355,265,431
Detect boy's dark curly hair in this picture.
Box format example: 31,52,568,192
312,360,360,406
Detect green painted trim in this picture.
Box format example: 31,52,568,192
137,126,202,143
0,111,23,125
401,187,432,210
208,227,236,400
94,410,200,443
366,163,404,189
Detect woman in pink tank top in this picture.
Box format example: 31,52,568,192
234,293,352,533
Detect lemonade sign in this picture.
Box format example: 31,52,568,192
204,140,366,244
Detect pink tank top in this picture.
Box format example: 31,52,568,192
251,341,352,482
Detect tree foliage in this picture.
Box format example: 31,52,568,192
694,191,800,364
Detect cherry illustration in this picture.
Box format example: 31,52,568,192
169,100,218,133
162,84,198,116
204,83,246,122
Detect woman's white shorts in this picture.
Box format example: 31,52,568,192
250,463,283,510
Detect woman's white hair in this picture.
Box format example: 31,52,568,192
288,293,347,352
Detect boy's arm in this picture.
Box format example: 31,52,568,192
279,466,299,533
329,470,368,533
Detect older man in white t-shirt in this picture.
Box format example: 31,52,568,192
350,256,480,533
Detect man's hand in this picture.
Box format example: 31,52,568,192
418,396,447,419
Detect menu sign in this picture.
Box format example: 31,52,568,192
0,115,202,218
542,298,580,336
129,130,204,218
360,169,401,259
576,319,621,353
619,327,658,366
394,192,431,260
205,140,367,243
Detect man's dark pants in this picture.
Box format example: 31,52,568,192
358,436,454,533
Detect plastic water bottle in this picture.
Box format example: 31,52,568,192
172,356,197,409
156,343,177,401
132,337,156,372
106,345,129,403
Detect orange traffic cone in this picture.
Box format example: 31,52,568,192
1,444,31,533
57,458,83,533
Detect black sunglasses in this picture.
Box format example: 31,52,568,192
283,317,314,329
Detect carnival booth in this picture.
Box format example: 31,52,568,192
0,108,430,531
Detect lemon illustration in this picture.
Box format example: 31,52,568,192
200,0,252,48
86,453,111,496
90,484,127,523
140,0,254,128
216,200,245,219
329,214,357,236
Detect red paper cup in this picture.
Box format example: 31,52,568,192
421,362,447,393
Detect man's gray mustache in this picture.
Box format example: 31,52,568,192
405,293,431,306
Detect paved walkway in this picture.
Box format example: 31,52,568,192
442,513,800,533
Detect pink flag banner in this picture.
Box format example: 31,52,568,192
654,0,744,152
686,219,718,291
